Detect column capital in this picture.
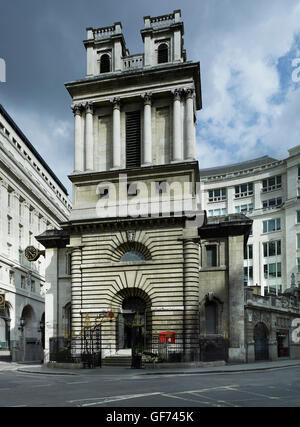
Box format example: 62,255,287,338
71,104,83,116
0,180,9,189
85,101,94,114
110,97,121,110
172,88,184,101
142,92,152,106
185,87,194,99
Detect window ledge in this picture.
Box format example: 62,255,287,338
200,265,227,272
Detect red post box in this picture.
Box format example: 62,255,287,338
159,330,176,344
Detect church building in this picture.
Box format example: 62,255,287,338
36,10,253,366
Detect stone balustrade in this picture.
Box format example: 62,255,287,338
122,54,144,70
93,26,116,40
245,286,300,313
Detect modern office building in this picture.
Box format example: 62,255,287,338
0,104,71,361
200,145,300,296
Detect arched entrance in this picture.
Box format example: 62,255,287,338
117,296,146,351
254,322,269,361
0,303,10,351
20,305,42,362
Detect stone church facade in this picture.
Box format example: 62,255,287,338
35,11,300,367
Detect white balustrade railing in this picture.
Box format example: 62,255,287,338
150,15,175,28
94,26,115,40
122,54,144,70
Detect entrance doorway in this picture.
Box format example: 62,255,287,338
254,322,269,361
277,330,289,357
117,297,146,351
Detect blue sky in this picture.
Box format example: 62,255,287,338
1,0,300,198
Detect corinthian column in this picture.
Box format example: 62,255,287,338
111,97,121,169
172,89,183,162
185,88,195,160
71,104,84,172
142,92,152,166
85,102,94,171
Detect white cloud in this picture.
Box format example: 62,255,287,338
5,104,73,196
190,0,300,168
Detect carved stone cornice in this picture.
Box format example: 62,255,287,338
61,215,187,234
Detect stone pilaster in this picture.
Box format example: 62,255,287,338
43,248,59,363
172,89,183,162
84,102,94,171
111,97,121,169
71,245,82,355
71,104,84,172
142,92,152,166
182,228,200,361
228,235,246,363
185,88,195,160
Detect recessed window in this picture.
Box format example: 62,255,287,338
244,244,253,260
264,262,281,278
262,175,281,192
127,183,138,196
120,250,146,262
31,280,35,292
263,240,281,257
100,54,110,73
7,216,12,235
262,197,282,209
99,187,109,199
126,111,141,168
66,253,72,275
9,270,14,285
208,188,226,202
157,43,169,64
206,245,217,267
244,266,253,285
205,301,217,334
235,203,253,213
208,208,227,217
235,183,253,198
263,218,281,233
21,276,26,289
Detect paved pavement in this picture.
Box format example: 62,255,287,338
1,358,300,376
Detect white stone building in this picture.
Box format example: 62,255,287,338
200,145,300,296
0,104,71,361
35,10,257,367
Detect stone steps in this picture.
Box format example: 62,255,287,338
102,356,132,367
